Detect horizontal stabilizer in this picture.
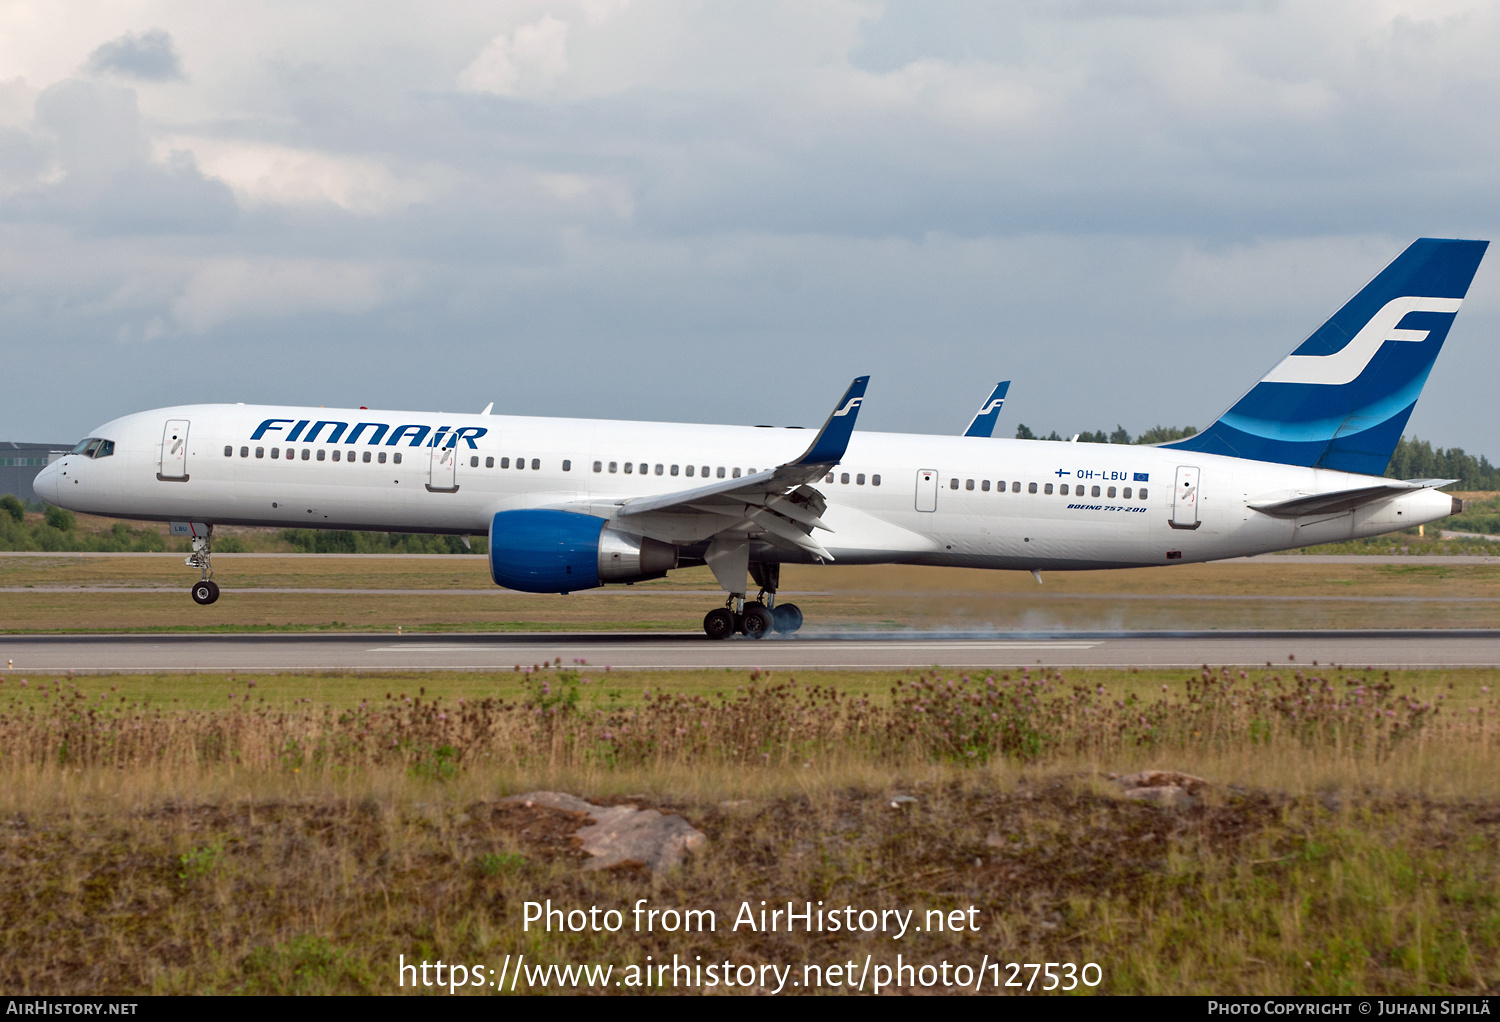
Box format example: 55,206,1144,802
1249,479,1455,518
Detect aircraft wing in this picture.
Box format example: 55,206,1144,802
611,376,869,560
963,381,1010,438
1248,478,1456,518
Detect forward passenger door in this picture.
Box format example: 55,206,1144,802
158,420,190,481
427,436,458,493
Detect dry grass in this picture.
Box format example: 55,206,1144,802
4,558,1500,633
1,665,1499,994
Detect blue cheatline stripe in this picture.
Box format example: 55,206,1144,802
1165,238,1488,473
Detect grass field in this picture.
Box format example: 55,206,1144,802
1,663,1499,995
4,555,1500,633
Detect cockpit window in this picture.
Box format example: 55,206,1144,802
70,438,114,458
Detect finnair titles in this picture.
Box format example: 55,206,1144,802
36,238,1487,639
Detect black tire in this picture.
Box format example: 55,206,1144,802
771,602,803,634
741,603,774,640
703,607,736,640
191,580,220,605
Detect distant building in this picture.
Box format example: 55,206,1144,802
1,442,72,503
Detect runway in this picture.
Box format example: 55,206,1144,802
3,630,1500,672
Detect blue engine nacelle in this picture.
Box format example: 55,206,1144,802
488,510,678,593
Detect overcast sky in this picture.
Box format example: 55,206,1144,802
3,0,1499,453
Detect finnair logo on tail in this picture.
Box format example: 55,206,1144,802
1261,296,1462,387
833,396,863,417
977,398,1005,415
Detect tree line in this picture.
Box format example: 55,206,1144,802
1011,427,1500,490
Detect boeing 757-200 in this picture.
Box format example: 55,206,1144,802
34,238,1486,639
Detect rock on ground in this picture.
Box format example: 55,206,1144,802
1109,771,1210,809
501,792,706,873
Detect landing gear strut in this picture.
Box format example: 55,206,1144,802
186,526,220,605
700,562,803,639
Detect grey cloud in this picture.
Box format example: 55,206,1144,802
1,2,1499,458
85,29,185,83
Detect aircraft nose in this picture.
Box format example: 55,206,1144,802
32,460,60,504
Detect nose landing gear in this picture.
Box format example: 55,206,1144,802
184,525,220,605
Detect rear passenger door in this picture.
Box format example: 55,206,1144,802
916,469,938,512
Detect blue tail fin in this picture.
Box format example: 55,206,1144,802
1164,238,1488,475
964,381,1010,437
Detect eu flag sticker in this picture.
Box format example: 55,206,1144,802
1133,472,1149,482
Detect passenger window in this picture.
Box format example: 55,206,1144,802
1107,486,1116,498
996,480,1005,492
1028,482,1038,494
1123,487,1132,498
670,465,679,476
685,465,694,477
872,474,881,486
516,457,525,469
624,462,633,474
1045,483,1053,495
702,466,710,478
965,479,974,490
841,472,850,484
1012,481,1020,493
332,450,341,462
347,449,355,462
302,449,311,461
363,451,371,463
608,461,617,473
655,464,663,476
240,446,249,458
717,467,725,478
470,456,479,468
271,448,280,459
593,461,602,473
316,450,326,462
562,460,570,471
393,453,402,465
532,459,540,470
223,446,232,457
639,463,647,475
1060,483,1069,495
981,480,990,491
732,467,741,479
378,452,387,464
950,478,959,489
1091,485,1100,497
255,447,264,459
486,457,495,468
1139,488,1148,500
502,457,511,468
857,473,866,485
825,473,834,483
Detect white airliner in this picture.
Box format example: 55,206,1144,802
34,238,1486,639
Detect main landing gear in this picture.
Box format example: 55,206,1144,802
186,526,220,605
701,578,803,640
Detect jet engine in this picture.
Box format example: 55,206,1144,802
488,509,677,593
